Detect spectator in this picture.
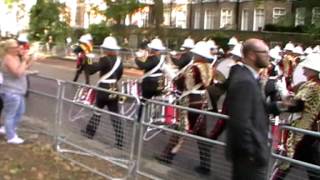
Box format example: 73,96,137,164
0,39,34,144
225,38,271,180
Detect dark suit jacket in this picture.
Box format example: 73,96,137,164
225,65,270,167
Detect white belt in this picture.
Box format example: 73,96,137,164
100,79,117,83
147,73,163,77
190,90,206,95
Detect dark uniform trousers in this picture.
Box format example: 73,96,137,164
84,83,124,147
159,94,211,170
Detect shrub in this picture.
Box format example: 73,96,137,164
87,22,111,45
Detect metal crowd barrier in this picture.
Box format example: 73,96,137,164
55,80,141,179
269,125,320,180
23,74,320,180
136,98,231,180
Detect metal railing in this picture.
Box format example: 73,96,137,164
23,74,320,180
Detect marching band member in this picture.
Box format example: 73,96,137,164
280,42,295,91
268,47,282,77
156,41,213,175
271,53,320,180
135,37,166,99
72,34,94,84
207,43,243,143
226,36,238,55
169,37,195,94
171,37,194,71
207,39,218,66
82,35,124,149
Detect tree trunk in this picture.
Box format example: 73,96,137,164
154,0,164,29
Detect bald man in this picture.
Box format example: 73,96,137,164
225,39,271,180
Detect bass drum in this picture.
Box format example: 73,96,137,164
292,63,307,86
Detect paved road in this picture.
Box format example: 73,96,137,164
24,57,311,180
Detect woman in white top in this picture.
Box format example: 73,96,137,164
0,39,33,144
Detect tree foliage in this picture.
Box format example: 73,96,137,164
103,0,145,25
29,0,71,42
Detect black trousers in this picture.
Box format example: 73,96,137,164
159,94,211,169
84,86,124,146
232,157,268,180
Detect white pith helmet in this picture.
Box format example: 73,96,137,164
207,40,217,49
301,53,320,72
191,41,213,59
313,45,320,53
230,43,242,58
274,45,282,52
84,33,93,41
79,35,90,44
100,36,121,50
293,46,304,55
228,36,238,46
17,34,28,43
181,37,195,49
148,37,166,51
284,42,295,52
304,47,313,55
269,48,282,60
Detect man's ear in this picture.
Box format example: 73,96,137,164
247,51,255,60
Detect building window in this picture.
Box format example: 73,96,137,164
163,9,171,26
253,8,265,31
204,9,214,30
220,9,232,28
194,9,201,29
312,7,320,24
295,8,305,26
273,8,286,24
241,9,249,31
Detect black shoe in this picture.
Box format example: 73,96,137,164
194,166,211,176
154,155,172,164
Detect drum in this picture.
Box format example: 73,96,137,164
73,86,96,105
121,79,141,97
150,95,177,125
143,94,178,141
271,116,289,152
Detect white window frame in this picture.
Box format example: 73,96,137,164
194,9,201,29
253,8,265,31
241,9,249,31
204,9,214,30
220,9,232,28
295,7,305,26
312,7,320,24
273,7,286,24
